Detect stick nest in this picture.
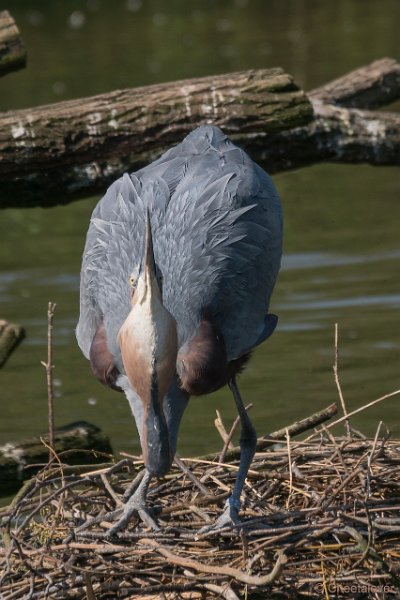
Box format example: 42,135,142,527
1,432,400,599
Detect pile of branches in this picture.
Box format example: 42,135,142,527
1,422,400,599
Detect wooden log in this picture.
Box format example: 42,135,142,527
0,421,113,495
226,58,400,172
0,68,312,208
311,57,400,109
244,103,400,172
0,58,399,209
0,319,25,368
0,10,26,77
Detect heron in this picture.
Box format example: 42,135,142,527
76,125,282,532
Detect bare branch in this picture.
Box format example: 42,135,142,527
41,302,56,459
0,11,26,77
333,323,351,439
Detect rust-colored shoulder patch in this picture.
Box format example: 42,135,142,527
90,320,122,392
177,318,227,395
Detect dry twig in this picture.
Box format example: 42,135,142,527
333,323,351,438
40,301,57,458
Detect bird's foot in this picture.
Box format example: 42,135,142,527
198,497,240,534
107,494,160,537
76,469,158,538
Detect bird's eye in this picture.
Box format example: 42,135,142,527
129,274,136,288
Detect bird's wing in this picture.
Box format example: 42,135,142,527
77,125,282,366
156,126,283,360
76,172,171,365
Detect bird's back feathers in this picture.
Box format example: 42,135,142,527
76,125,282,367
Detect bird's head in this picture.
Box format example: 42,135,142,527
118,214,178,477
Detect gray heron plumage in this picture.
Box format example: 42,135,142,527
76,125,282,531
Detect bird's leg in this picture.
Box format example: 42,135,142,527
122,468,145,502
202,376,257,531
107,469,159,536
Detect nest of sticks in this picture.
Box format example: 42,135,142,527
1,399,400,600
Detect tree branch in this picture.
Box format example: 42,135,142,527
0,67,312,208
198,402,338,462
0,55,399,208
0,11,26,77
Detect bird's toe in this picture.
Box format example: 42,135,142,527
107,496,160,537
198,497,240,534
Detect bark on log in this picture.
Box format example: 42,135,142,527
0,68,312,208
311,57,400,109
0,319,25,368
0,58,399,208
245,103,400,173
0,421,113,495
0,11,26,77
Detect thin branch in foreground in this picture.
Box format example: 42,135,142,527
325,389,400,431
214,410,232,448
40,301,57,460
333,323,351,439
198,403,338,462
219,404,253,463
285,428,293,510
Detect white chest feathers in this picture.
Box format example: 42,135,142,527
118,286,178,401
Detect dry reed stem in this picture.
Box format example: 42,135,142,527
333,323,351,438
214,410,231,446
40,301,56,459
218,404,253,463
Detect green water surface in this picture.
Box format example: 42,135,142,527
1,0,399,459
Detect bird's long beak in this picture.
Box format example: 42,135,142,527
142,210,156,292
118,214,178,477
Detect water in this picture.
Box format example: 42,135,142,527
1,0,399,460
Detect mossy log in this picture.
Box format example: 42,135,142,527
0,15,399,210
311,56,400,108
0,10,26,77
225,58,400,173
0,421,113,495
0,67,312,208
0,319,25,368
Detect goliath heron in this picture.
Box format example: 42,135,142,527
76,125,282,532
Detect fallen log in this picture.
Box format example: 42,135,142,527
310,57,400,108
0,67,312,208
0,318,25,368
0,13,399,205
0,51,399,208
0,10,26,77
212,57,400,173
1,11,399,204
248,101,400,172
0,421,113,495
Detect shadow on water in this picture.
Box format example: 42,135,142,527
1,1,399,457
